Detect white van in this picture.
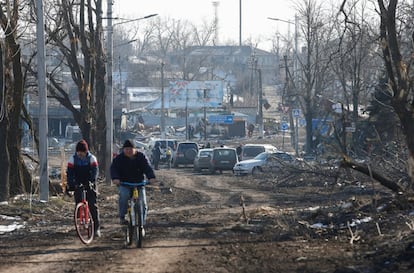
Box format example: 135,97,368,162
240,144,278,161
146,139,178,163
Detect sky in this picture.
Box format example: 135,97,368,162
110,0,298,51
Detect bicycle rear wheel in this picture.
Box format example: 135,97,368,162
135,203,144,248
74,202,94,244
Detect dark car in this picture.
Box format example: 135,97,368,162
193,148,214,172
208,147,238,174
173,141,199,167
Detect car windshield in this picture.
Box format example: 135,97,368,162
199,150,212,157
254,152,269,160
178,143,197,151
214,149,235,158
273,153,294,162
157,140,176,150
243,147,264,156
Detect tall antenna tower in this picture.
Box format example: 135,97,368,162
212,1,219,45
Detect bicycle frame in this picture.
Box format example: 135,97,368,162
120,181,148,248
74,183,94,244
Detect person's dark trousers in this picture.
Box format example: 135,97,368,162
154,159,159,170
74,186,100,231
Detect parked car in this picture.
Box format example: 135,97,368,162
208,147,238,174
261,151,299,173
193,148,214,172
173,141,199,167
134,140,148,151
233,151,274,176
240,144,278,161
234,151,298,176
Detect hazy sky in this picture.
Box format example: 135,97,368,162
111,0,298,50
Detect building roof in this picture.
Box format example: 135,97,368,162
172,45,274,57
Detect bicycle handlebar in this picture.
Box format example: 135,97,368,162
120,181,149,187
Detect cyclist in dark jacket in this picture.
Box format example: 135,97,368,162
66,139,101,236
110,139,157,225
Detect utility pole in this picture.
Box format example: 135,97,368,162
258,68,263,138
104,13,157,183
203,89,207,141
268,15,298,85
160,61,165,138
212,1,220,45
283,55,296,150
105,0,113,184
239,0,242,46
185,89,189,140
36,0,49,201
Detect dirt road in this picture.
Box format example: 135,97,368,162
1,167,414,273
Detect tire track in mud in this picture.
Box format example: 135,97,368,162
158,168,276,210
152,168,279,230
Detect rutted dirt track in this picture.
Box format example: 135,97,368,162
1,167,414,273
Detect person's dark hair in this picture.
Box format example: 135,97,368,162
76,139,89,152
122,139,135,148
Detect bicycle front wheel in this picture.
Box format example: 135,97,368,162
74,202,94,244
124,214,133,247
135,203,144,248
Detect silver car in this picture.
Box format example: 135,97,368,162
234,151,297,176
261,151,299,173
233,152,272,176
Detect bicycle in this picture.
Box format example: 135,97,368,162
73,183,94,244
120,181,149,248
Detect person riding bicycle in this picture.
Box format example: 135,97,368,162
66,139,101,237
110,139,157,226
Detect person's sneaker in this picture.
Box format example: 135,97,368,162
95,229,101,237
141,227,145,237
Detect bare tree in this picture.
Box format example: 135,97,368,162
295,0,336,154
43,0,107,172
147,17,216,81
335,0,381,155
0,1,32,200
377,0,414,185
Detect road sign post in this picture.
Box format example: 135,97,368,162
280,121,289,150
292,109,300,156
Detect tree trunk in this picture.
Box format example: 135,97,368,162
398,113,414,187
7,31,31,195
378,0,414,186
340,159,403,193
0,11,32,197
0,119,10,201
0,43,10,202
